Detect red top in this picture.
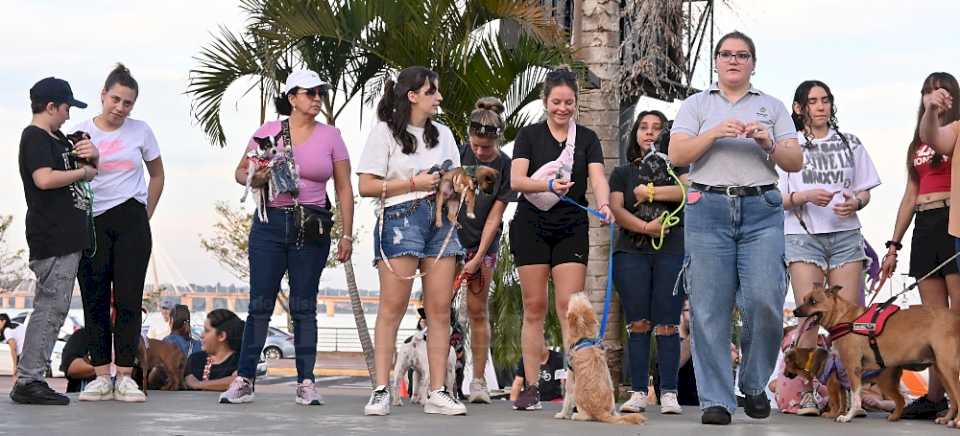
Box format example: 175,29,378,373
913,144,951,195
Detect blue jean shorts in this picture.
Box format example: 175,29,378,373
785,229,869,272
373,197,464,265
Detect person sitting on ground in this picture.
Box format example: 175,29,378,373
1,314,26,384
185,309,242,392
509,338,564,403
163,304,201,357
60,326,96,393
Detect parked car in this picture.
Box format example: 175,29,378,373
263,327,295,360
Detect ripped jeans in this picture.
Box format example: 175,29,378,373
612,252,684,393
682,188,787,414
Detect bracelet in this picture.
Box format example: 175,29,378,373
765,141,777,155
646,183,655,203
547,178,555,194
884,240,903,251
598,203,609,210
409,177,416,192
856,197,866,210
789,192,797,205
342,235,354,242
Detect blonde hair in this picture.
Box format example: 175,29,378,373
468,96,506,140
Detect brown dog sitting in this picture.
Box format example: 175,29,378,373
434,165,498,228
138,337,186,392
783,346,850,419
794,284,960,426
554,292,646,425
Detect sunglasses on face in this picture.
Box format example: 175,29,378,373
469,121,501,136
296,86,327,99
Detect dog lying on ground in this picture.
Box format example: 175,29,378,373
554,292,646,425
390,327,458,406
783,346,850,419
794,284,960,426
138,337,186,392
435,165,498,228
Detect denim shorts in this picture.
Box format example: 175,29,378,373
373,197,464,265
785,229,868,272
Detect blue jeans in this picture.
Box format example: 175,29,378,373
682,189,787,414
237,208,331,382
612,251,684,393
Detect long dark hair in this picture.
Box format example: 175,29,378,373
170,305,191,339
0,313,10,341
791,80,850,150
104,63,139,97
207,309,243,352
907,72,960,181
626,110,668,162
376,66,440,154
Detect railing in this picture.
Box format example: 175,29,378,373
316,326,418,353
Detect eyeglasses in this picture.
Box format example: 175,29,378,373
717,51,753,62
296,86,327,99
469,121,502,136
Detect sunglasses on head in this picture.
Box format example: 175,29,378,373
469,121,501,136
546,69,577,81
296,86,327,98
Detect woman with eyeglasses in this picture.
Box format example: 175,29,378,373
668,31,801,425
778,80,880,417
456,97,514,404
509,68,614,411
219,70,354,407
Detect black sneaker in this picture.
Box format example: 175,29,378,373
901,396,948,420
512,384,541,411
743,392,771,419
10,381,70,405
701,406,731,425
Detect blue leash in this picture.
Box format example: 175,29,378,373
558,196,616,341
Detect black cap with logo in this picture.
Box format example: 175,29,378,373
29,77,87,109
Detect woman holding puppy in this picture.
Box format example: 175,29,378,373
219,69,354,406
668,31,801,425
509,67,614,411
778,80,881,416
356,66,465,416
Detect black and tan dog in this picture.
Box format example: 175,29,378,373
435,165,498,228
783,346,850,419
794,284,960,426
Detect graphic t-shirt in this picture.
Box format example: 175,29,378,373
71,117,161,216
777,130,881,234
245,120,350,208
18,126,90,260
516,350,565,401
185,351,239,383
456,145,514,251
913,144,951,195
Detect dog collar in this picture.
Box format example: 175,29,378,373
572,337,603,352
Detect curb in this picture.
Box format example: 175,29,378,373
267,367,369,377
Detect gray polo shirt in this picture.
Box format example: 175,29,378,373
671,83,797,187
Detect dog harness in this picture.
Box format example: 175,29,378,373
827,300,900,368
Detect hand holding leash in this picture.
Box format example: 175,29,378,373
411,171,439,191
548,178,573,196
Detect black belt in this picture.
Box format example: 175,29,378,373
691,183,777,197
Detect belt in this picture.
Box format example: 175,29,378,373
691,183,777,197
915,199,950,212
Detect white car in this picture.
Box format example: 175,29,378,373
0,339,65,378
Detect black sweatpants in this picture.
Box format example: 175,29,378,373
78,198,152,367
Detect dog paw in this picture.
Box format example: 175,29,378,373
554,412,570,420
836,415,852,423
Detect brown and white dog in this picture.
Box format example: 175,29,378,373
390,328,457,406
138,337,187,392
782,346,850,419
435,165,498,228
554,292,646,425
794,284,960,426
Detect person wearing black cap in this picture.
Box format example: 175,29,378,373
12,76,96,405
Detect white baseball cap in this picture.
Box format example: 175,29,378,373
283,70,326,94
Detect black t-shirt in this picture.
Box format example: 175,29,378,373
185,351,239,384
512,122,604,223
61,327,93,393
515,350,565,401
609,154,687,255
456,145,514,251
18,125,90,260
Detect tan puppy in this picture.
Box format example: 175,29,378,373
794,284,960,426
435,165,498,228
554,292,646,425
138,337,186,392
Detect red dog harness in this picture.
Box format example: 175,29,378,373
827,302,900,368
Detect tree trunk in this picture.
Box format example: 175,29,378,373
344,260,377,386
573,0,624,391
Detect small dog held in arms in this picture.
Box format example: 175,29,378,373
434,163,499,228
794,283,960,426
554,292,646,424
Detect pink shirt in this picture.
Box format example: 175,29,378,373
246,120,350,208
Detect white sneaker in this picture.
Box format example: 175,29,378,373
660,391,682,414
619,391,647,413
364,385,391,416
467,379,491,404
79,375,114,401
424,388,467,416
296,379,325,406
114,375,146,403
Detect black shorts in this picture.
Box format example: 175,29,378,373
910,207,958,278
509,203,588,267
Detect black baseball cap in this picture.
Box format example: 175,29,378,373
29,77,87,109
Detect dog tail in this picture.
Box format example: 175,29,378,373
596,410,647,425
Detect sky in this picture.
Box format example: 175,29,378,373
1,1,959,300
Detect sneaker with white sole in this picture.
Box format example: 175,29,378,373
296,379,325,406
796,391,820,416
364,385,391,416
219,376,255,404
467,379,491,404
619,391,647,413
424,388,467,415
114,375,146,403
78,375,114,402
660,391,682,414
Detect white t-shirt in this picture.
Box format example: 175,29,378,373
72,117,161,216
778,130,881,234
356,120,461,208
4,325,26,355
